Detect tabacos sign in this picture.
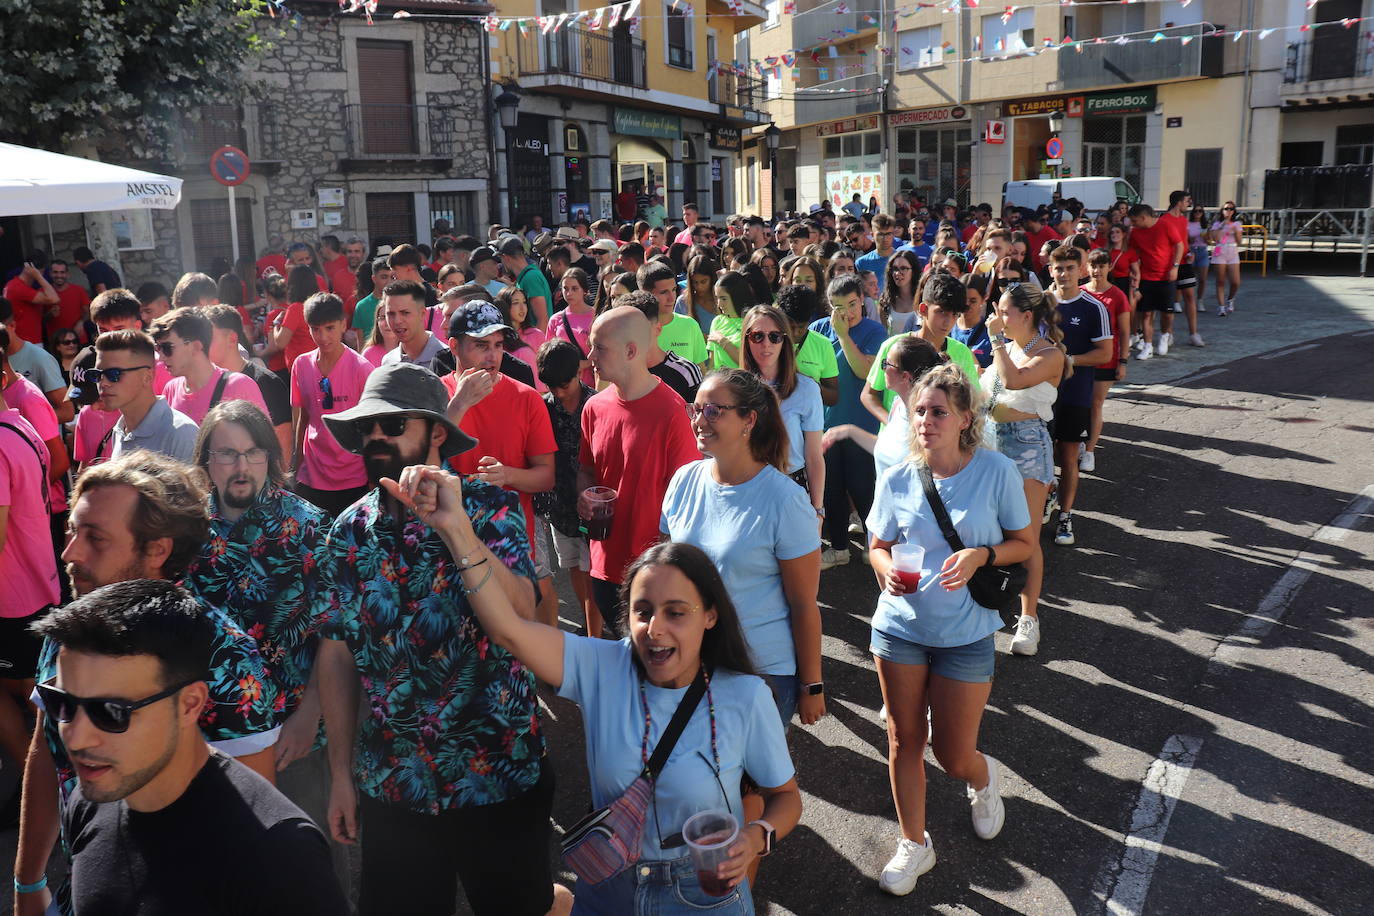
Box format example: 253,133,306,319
1002,94,1085,118
888,106,968,127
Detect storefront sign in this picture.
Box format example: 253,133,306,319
826,169,883,208
817,115,880,137
612,109,682,140
888,106,968,127
1084,88,1157,115
709,126,742,151
984,119,1006,144
1002,95,1085,118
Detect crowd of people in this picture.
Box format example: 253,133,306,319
0,188,1243,915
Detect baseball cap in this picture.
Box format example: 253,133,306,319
496,236,527,258
469,246,496,267
447,301,511,339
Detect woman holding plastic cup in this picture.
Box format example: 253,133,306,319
865,363,1034,897
385,471,801,915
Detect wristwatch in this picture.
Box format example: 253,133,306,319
748,819,777,856
814,505,826,518
804,681,824,696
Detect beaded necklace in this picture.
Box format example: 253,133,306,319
637,665,717,776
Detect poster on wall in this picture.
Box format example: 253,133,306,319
826,170,883,209
570,203,591,222
596,192,613,220
111,209,155,251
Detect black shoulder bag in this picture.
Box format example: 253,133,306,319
917,464,1027,621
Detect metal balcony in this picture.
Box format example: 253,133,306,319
710,70,769,122
1283,32,1374,84
180,102,286,165
793,72,882,126
1053,23,1222,92
791,0,876,52
515,26,648,91
341,104,457,170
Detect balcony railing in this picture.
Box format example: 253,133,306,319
710,69,767,112
1054,23,1222,91
793,72,882,126
515,26,648,90
342,104,456,160
791,0,873,52
1283,32,1374,84
180,102,285,163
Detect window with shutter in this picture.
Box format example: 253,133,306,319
366,193,416,249
357,40,417,155
190,197,255,274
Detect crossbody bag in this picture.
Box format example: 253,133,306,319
918,464,1028,620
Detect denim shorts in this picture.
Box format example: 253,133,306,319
1191,244,1211,268
572,856,754,916
989,418,1055,485
870,630,996,683
761,673,800,729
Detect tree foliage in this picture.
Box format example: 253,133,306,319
0,0,280,156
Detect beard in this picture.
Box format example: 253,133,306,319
73,709,181,804
363,438,428,488
221,476,260,511
67,556,152,598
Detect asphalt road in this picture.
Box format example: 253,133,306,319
4,268,1372,915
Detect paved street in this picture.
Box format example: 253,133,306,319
4,266,1372,915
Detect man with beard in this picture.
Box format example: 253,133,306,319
12,452,281,916
34,579,347,915
315,363,570,916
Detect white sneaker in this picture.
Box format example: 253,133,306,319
1188,333,1205,348
1226,297,1236,313
879,833,936,895
879,703,887,724
1079,449,1095,472
1137,342,1154,361
968,756,1006,840
820,547,850,570
1157,333,1172,356
1129,333,1142,349
1197,301,1207,312
1010,615,1041,656
848,521,864,538
1172,301,1184,313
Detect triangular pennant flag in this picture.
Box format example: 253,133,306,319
1299,23,1311,31
1115,34,1130,44
1180,0,1191,6
587,7,603,29
835,2,848,12
537,15,553,34
966,0,979,6
1258,28,1274,39
1305,0,1317,8
1150,31,1165,42
1232,29,1245,41
1001,6,1014,24
784,0,795,12
792,67,801,80
518,18,530,34
1180,34,1194,44
1061,34,1072,43
608,3,624,29
623,0,642,20
483,13,499,31
392,9,410,17
1344,17,1358,27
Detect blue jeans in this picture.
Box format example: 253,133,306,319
761,673,800,728
573,856,754,916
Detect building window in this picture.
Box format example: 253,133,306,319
190,197,254,274
765,70,782,99
666,4,694,69
429,192,478,237
897,26,943,71
365,193,416,250
982,7,1033,54
747,155,757,207
1335,124,1374,165
183,104,248,161
1183,148,1223,207
1082,115,1146,199
764,0,779,30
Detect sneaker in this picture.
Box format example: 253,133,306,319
1042,485,1059,525
1197,301,1207,312
968,756,1006,840
879,833,936,895
820,547,850,570
1172,301,1184,313
1010,615,1041,656
1157,333,1172,356
848,521,864,538
1129,333,1142,349
1226,297,1236,313
1217,302,1229,317
1188,332,1205,348
1079,449,1095,472
1137,342,1154,361
1077,441,1085,457
879,703,887,724
1054,514,1075,546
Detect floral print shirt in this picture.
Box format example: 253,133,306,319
185,485,331,721
323,480,544,814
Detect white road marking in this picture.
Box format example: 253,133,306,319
1098,734,1205,916
1257,342,1320,360
1208,484,1374,675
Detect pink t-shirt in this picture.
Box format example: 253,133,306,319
73,403,121,464
163,367,269,425
291,347,374,490
4,376,66,512
549,309,595,387
0,409,59,617
515,327,547,393
362,344,389,367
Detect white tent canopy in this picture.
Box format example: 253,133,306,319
0,142,183,217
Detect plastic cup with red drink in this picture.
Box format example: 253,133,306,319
580,487,617,541
891,543,925,593
683,809,738,897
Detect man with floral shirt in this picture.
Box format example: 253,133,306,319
182,399,346,888
13,451,280,916
315,363,570,916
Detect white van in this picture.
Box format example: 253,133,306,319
1002,178,1141,215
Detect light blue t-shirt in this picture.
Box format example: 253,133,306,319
558,635,795,861
874,394,911,480
661,460,820,674
855,249,891,287
776,374,823,475
866,449,1030,648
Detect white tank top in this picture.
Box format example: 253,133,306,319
986,345,1058,422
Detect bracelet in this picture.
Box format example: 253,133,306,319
986,545,997,567
458,562,495,596
15,875,48,894
455,555,488,574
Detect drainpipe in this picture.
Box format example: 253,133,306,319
1237,0,1256,205
483,29,499,227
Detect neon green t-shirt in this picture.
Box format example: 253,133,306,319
866,333,980,411
795,329,840,383
659,312,707,365
352,293,381,338
707,315,743,369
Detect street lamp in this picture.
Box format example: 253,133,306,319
1047,109,1065,135
495,86,522,130
764,123,781,218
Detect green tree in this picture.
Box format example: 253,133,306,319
0,0,280,156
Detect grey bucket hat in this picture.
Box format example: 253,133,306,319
323,363,476,461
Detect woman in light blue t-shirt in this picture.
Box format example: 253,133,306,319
384,463,801,914
864,363,1035,898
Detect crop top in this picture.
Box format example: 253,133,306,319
985,348,1058,422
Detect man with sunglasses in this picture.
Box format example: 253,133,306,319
315,363,570,916
95,329,199,464
32,579,345,915
151,308,267,426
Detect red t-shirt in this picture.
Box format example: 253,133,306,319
3,277,46,345
325,258,356,299
1026,226,1063,271
281,302,315,371
265,307,287,372
578,380,700,584
1128,219,1184,282
256,254,288,279
1108,248,1139,280
441,373,557,555
51,284,91,336
1090,284,1130,370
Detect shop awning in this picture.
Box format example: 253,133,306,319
0,142,183,217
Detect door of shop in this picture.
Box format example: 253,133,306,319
508,115,552,225
896,125,971,208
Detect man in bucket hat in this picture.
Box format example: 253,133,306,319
314,362,570,916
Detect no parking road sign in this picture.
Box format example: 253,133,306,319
1045,137,1063,160
210,145,251,186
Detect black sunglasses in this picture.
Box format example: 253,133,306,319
746,330,786,345
89,365,153,384
320,376,334,410
38,680,195,734
353,415,411,438
155,340,178,358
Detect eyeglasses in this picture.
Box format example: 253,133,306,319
352,415,411,438
57,337,79,346
880,360,905,373
320,376,334,410
890,265,912,274
685,403,748,423
1222,206,1236,212
38,680,196,734
746,330,786,345
208,447,269,466
1000,279,1024,288
89,365,153,384
155,340,178,358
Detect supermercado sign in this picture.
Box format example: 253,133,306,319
888,106,968,127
